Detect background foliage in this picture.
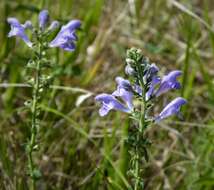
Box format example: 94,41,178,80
0,0,214,189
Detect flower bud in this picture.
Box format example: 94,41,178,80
24,100,32,107
136,48,142,54
48,21,60,32
125,64,135,76
127,47,143,62
39,10,49,30
141,57,149,65
42,51,46,56
125,58,135,65
39,88,44,93
27,60,36,69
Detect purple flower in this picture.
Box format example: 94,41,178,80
146,76,161,100
39,10,49,30
155,97,187,122
7,17,32,47
133,84,142,96
125,64,135,76
147,63,159,76
112,77,134,110
95,93,132,116
49,20,81,51
150,63,159,73
155,70,182,97
144,63,159,82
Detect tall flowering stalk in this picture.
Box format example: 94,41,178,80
95,48,187,190
7,10,81,189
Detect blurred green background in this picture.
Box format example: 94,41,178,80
0,0,214,189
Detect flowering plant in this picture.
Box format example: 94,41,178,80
95,48,187,189
7,9,81,189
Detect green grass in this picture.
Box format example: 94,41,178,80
0,0,214,189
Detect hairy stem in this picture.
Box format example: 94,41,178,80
28,42,42,190
134,147,140,190
133,63,147,190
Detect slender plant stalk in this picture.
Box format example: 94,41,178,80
27,40,43,190
133,56,147,190
6,9,82,190
134,150,140,190
134,96,146,189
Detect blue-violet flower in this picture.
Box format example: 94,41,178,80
155,70,182,97
7,17,33,47
112,77,134,110
146,76,161,100
49,20,81,51
156,97,187,122
95,93,133,116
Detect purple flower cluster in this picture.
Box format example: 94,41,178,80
95,56,187,122
7,9,81,51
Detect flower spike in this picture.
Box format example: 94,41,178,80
95,48,187,190
6,10,82,186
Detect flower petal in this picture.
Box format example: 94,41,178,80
95,93,131,116
49,19,81,51
112,88,133,110
144,63,159,83
155,97,187,122
133,84,142,95
59,42,76,51
7,17,32,47
150,63,159,74
61,20,81,31
113,77,134,109
99,105,112,116
155,70,182,97
146,76,161,100
115,77,132,91
125,64,135,76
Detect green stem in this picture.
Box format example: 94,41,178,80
134,97,146,190
133,63,147,190
28,42,42,190
134,148,140,190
